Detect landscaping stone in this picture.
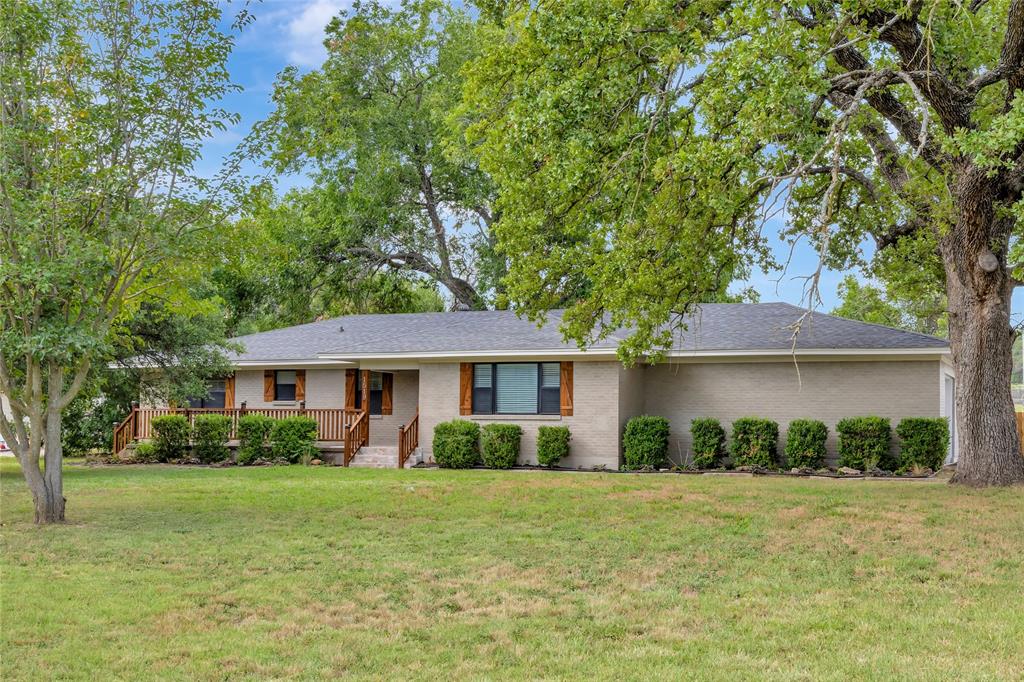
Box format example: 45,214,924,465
838,466,862,476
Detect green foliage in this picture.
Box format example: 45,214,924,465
61,371,135,456
462,0,1011,366
536,426,571,467
432,419,481,469
133,442,158,463
249,0,494,311
236,414,276,466
192,415,232,464
0,0,242,518
151,416,190,463
110,302,237,407
837,417,893,471
690,418,726,469
269,416,319,465
896,418,950,472
730,418,779,468
480,423,522,469
833,269,947,338
623,416,670,469
784,420,828,469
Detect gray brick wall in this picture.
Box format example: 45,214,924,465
643,359,941,467
418,361,624,469
234,368,346,409
368,369,419,446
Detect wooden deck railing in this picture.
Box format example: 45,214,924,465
398,410,419,469
113,411,137,455
112,406,364,456
344,410,369,466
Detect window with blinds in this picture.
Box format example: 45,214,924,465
472,362,560,415
274,371,296,401
495,364,538,413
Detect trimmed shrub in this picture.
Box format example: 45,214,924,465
133,441,158,463
481,423,522,469
730,417,779,468
270,416,319,464
433,419,481,468
237,414,275,465
623,415,670,469
151,414,189,462
690,418,726,469
537,426,571,467
896,417,950,472
192,414,232,463
784,419,828,469
837,416,893,470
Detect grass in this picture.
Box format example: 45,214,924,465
2,462,1023,680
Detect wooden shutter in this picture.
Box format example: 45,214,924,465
459,363,473,415
560,362,574,416
381,373,393,415
295,370,306,401
224,374,235,409
345,369,357,409
263,370,274,402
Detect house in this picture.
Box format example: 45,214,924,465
118,303,956,468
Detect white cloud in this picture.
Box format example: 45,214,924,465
283,0,349,67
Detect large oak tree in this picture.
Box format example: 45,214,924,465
466,0,1024,485
254,0,499,310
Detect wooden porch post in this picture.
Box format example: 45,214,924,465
361,369,370,442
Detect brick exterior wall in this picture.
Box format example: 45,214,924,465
234,368,346,409
209,358,943,469
368,370,418,447
643,359,941,467
418,361,625,469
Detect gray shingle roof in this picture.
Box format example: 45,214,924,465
228,302,947,362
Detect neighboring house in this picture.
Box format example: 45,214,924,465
124,303,956,468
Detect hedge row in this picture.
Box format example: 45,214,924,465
621,415,949,471
432,420,572,469
148,414,318,465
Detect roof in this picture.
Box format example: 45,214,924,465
227,303,948,363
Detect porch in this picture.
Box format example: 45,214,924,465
112,403,419,468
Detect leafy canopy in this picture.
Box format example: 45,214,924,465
250,0,499,310
464,0,1024,361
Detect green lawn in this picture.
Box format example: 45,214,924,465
2,462,1022,680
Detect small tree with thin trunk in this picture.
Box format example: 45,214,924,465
0,0,242,522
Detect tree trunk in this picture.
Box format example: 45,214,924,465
942,168,1024,486
38,393,66,523
33,475,66,524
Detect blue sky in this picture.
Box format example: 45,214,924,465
204,0,1023,321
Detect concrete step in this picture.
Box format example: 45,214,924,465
349,446,398,468
348,446,421,469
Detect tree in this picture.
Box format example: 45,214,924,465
833,275,947,337
251,0,497,310
0,0,241,522
209,187,445,336
465,0,1024,486
63,302,237,456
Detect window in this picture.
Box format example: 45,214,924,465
188,380,226,409
354,371,385,415
472,363,560,415
275,370,297,401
